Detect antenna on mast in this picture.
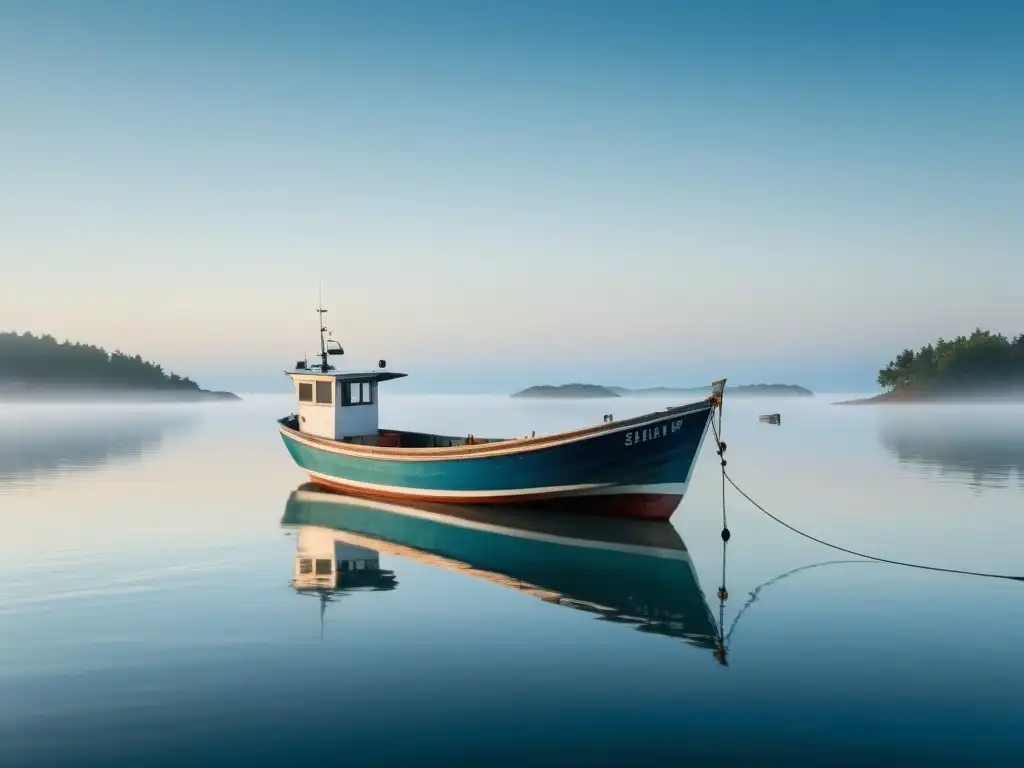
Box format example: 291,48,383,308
316,282,344,372
317,281,330,372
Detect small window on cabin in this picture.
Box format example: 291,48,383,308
298,382,313,402
315,558,333,575
299,558,313,574
315,380,332,404
344,380,374,406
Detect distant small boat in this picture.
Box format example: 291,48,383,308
276,300,725,520
758,413,781,425
280,483,719,648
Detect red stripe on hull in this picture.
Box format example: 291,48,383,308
305,474,682,520
535,493,683,521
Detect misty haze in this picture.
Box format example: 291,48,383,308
2,2,1022,766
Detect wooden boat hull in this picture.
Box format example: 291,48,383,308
277,399,715,520
281,484,719,647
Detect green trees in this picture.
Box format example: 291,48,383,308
0,331,201,391
877,329,1024,393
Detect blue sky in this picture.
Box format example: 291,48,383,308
2,0,1022,393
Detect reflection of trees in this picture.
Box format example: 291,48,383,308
0,409,195,485
878,411,1024,489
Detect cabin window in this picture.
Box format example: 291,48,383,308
315,380,333,405
299,558,313,574
344,380,375,406
298,382,313,403
315,558,332,575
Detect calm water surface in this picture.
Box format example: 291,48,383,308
1,395,1023,766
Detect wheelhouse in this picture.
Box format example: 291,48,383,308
286,368,407,442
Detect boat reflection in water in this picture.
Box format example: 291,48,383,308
281,482,719,651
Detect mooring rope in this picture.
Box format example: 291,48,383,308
709,418,1024,584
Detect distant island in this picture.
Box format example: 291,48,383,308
512,384,619,399
511,382,813,399
0,331,239,401
836,329,1024,405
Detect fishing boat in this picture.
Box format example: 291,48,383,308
276,303,725,520
281,483,720,649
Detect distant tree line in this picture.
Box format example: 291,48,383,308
877,329,1024,393
0,331,202,391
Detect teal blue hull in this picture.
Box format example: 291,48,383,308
278,400,715,520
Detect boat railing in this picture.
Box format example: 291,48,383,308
279,397,714,458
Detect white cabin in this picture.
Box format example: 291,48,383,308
285,367,407,443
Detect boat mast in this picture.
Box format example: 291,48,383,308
317,282,330,372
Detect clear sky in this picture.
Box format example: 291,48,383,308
2,0,1022,393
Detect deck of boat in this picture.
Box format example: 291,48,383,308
278,398,711,458
278,415,507,449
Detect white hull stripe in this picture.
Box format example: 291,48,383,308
280,404,712,462
291,490,695,561
307,471,606,498
305,472,686,501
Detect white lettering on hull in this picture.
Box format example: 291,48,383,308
624,419,684,447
